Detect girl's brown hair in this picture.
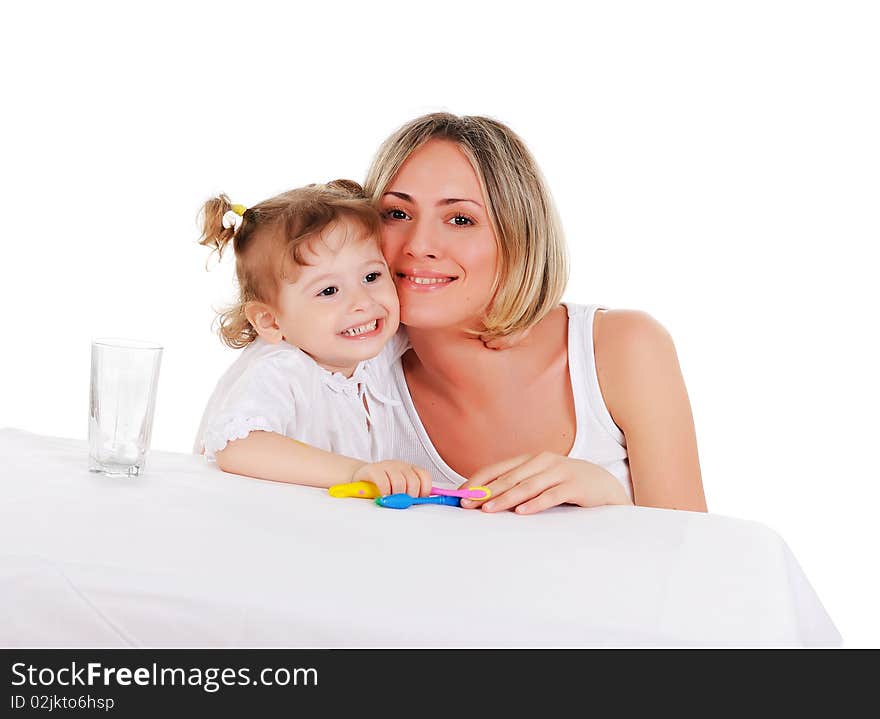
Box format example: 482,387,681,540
199,180,380,349
364,113,569,341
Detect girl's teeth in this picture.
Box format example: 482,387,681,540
341,320,378,337
407,276,452,285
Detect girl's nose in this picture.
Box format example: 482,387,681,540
348,283,377,312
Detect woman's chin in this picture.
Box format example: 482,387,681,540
399,306,484,333
400,307,452,329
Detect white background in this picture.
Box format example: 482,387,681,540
1,1,877,646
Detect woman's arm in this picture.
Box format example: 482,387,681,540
459,308,706,515
594,310,708,512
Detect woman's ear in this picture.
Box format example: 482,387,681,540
245,302,283,344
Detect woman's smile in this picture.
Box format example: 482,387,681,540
395,269,459,291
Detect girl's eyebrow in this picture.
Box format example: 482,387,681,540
383,191,482,208
303,272,336,288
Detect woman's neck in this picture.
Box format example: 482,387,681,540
403,305,570,406
404,325,521,405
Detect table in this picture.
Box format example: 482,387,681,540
0,429,842,647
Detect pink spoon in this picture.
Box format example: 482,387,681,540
431,486,491,500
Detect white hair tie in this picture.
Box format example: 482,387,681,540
222,209,243,231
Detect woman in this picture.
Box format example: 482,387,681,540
365,112,707,514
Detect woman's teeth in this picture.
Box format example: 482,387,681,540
340,319,378,337
405,276,453,285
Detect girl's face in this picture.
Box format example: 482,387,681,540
379,139,499,332
272,223,399,376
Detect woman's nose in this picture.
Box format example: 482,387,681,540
400,219,439,259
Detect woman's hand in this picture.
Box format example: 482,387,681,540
459,453,632,514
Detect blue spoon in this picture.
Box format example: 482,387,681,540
375,494,462,510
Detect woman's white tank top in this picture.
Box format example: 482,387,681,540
383,303,633,501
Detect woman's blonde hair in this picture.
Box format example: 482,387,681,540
364,112,569,339
199,179,380,349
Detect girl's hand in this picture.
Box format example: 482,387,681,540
459,453,633,514
353,460,432,497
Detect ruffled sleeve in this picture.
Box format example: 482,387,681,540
201,354,301,461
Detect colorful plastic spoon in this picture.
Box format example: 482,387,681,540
328,481,381,499
329,481,490,501
430,486,491,500
375,494,462,509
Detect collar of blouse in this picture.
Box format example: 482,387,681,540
319,362,401,418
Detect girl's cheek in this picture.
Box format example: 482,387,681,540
381,279,402,307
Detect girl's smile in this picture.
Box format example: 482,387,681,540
338,316,385,339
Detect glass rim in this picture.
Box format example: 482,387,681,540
92,337,163,351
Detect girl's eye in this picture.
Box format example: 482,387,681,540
448,214,474,226
318,286,338,297
364,271,381,283
384,208,410,221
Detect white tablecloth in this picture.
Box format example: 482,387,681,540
0,428,841,648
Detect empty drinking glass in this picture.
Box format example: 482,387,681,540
88,338,163,477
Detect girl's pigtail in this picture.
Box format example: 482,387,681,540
199,194,255,348
199,194,238,260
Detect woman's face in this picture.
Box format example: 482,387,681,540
378,139,499,331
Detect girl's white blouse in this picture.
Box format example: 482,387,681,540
194,330,409,463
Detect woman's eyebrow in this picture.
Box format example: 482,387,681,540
440,197,482,208
383,191,482,208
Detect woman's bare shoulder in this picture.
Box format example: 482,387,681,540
593,308,673,350
592,309,679,431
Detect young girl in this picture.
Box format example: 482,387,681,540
193,180,433,497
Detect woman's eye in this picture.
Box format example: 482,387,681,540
318,286,338,297
448,214,474,226
384,208,410,221
364,272,381,283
